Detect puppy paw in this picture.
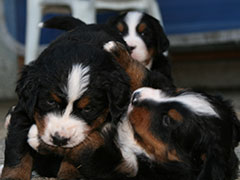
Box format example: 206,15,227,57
0,164,3,177
4,106,15,129
103,41,128,56
103,41,117,52
27,124,40,151
104,41,132,70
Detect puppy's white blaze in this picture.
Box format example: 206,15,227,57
124,12,149,65
117,115,151,176
41,113,89,148
67,64,90,102
28,124,40,151
135,87,219,117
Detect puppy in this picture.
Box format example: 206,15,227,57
119,87,240,180
107,11,173,81
1,29,130,180
1,20,174,180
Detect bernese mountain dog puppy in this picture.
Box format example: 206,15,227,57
1,19,174,180
116,86,240,180
107,11,173,82
26,41,240,180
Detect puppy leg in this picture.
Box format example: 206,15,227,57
104,41,146,91
1,105,33,180
104,41,174,91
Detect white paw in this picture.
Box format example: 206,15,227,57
103,41,117,52
0,164,3,176
38,22,44,28
28,124,40,151
4,114,11,129
4,106,15,129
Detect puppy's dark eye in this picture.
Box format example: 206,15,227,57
46,100,59,108
140,32,145,36
47,99,56,106
82,106,92,113
162,115,171,127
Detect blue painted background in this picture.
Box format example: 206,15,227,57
3,0,240,45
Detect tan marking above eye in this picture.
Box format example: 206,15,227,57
138,23,147,33
201,153,207,161
77,96,90,109
168,109,183,122
51,92,62,103
117,22,124,32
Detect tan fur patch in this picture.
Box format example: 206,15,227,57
1,153,33,180
77,96,90,109
58,160,80,179
117,22,124,32
126,62,146,91
51,92,62,103
67,131,105,162
137,23,147,33
34,112,45,136
168,149,180,161
201,153,206,161
109,42,146,91
89,109,109,131
168,109,183,122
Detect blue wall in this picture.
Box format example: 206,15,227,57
3,0,240,45
159,0,240,34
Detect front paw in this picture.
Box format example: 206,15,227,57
27,124,40,151
103,41,129,57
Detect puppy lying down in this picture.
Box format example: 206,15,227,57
28,41,240,180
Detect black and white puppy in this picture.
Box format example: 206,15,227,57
107,11,172,81
1,23,131,180
113,86,240,180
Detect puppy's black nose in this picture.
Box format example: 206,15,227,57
51,133,69,146
129,46,136,51
132,91,140,105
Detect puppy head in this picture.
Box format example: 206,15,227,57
126,87,237,163
19,44,130,149
107,11,169,69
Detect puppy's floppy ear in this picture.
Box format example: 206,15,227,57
106,69,131,124
16,65,39,119
106,12,127,26
146,14,169,53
